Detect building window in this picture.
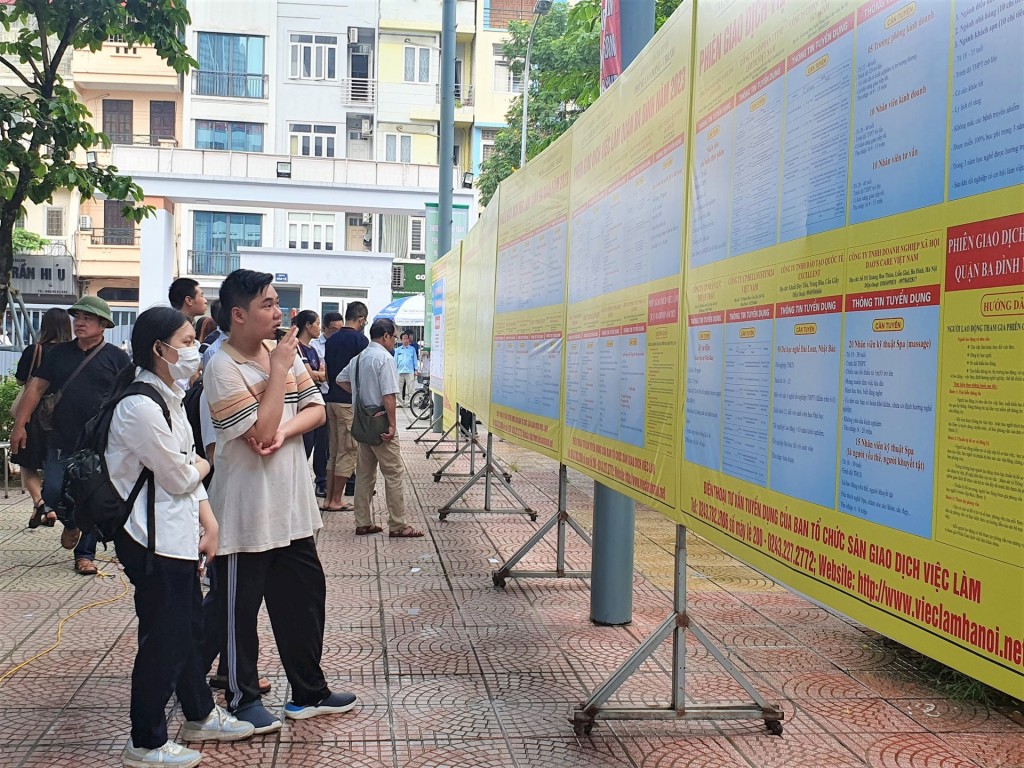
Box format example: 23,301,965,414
493,44,522,94
191,211,262,275
408,216,425,255
98,287,140,303
287,212,335,250
385,133,412,163
195,32,266,98
14,215,24,229
196,120,264,152
45,207,64,237
481,128,499,163
403,46,430,83
391,264,404,290
289,34,338,80
289,123,337,157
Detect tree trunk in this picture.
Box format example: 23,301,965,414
0,207,18,322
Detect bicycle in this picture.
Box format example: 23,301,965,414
408,374,433,421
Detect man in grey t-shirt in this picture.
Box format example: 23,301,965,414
339,318,423,538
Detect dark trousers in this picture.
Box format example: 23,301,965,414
311,421,328,487
115,533,213,749
42,447,96,561
201,559,226,678
217,537,329,710
303,410,329,488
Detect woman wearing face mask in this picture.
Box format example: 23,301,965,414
105,307,254,768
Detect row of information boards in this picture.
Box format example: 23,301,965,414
427,0,1024,698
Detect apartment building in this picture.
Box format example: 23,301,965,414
9,0,535,324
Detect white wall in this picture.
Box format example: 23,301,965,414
237,246,395,319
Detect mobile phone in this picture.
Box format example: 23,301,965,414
198,553,207,576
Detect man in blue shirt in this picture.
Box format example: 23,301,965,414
321,303,369,512
394,332,418,407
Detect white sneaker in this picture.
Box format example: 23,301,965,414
181,704,255,742
122,739,201,767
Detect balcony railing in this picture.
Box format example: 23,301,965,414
191,71,268,99
188,250,240,277
90,228,139,246
435,83,474,107
103,133,178,147
340,77,376,105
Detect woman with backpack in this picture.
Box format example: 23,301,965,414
104,307,254,768
13,307,72,528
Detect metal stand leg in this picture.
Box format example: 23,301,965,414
571,524,784,737
438,433,536,521
492,464,591,587
425,420,463,457
413,412,446,443
432,426,489,480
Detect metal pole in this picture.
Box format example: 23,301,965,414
434,0,457,427
590,0,655,627
520,15,542,168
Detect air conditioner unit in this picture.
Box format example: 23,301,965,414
79,215,92,232
349,43,371,55
360,118,372,137
348,27,360,44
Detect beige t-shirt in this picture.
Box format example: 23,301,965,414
205,340,324,554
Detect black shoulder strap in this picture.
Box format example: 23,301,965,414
56,341,105,397
116,382,171,553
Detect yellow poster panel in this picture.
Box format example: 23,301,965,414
561,4,692,515
682,0,1023,697
457,188,501,423
434,246,461,431
429,249,453,396
489,134,571,461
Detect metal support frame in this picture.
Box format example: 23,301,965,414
571,524,784,737
0,288,38,351
437,432,536,521
431,423,488,480
492,464,591,586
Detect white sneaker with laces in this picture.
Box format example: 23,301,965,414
181,704,255,742
122,739,201,767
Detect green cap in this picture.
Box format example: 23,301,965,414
68,295,114,328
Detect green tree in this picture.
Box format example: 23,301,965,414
11,228,47,253
0,0,195,316
477,0,682,206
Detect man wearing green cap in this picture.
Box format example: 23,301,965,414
12,295,132,574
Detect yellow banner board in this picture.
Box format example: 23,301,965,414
489,134,572,460
457,188,501,423
432,246,461,430
561,4,693,515
681,0,1024,697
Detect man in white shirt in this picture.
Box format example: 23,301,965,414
338,319,423,538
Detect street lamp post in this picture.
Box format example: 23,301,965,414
520,0,552,168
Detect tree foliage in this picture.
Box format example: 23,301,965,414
11,227,47,252
0,0,195,312
477,0,683,206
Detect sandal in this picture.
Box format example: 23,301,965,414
74,558,98,576
28,501,49,529
355,525,383,536
389,526,424,538
320,503,354,512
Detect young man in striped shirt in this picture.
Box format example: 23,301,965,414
204,270,356,734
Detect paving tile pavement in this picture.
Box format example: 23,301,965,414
0,419,1020,767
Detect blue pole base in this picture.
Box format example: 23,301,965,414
590,481,635,625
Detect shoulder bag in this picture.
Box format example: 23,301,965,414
37,342,105,432
9,344,42,418
349,353,389,446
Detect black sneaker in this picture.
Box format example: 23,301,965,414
284,691,357,720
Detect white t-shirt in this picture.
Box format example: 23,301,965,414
204,340,324,555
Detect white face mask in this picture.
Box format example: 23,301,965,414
165,344,201,380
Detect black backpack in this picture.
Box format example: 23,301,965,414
60,382,170,545
181,378,214,489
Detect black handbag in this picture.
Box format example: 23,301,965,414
349,353,389,446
